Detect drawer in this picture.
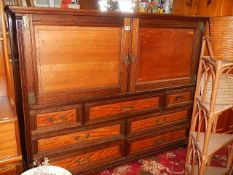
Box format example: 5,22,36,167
31,104,82,131
36,123,122,153
130,110,190,134
86,93,162,123
0,166,17,175
49,142,123,172
165,88,194,108
0,122,18,159
129,129,186,154
0,163,22,175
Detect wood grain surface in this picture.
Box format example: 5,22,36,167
90,97,159,120
51,145,120,170
35,26,121,93
37,109,77,128
130,129,186,153
131,110,188,132
38,124,121,151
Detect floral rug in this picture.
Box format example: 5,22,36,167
97,147,227,175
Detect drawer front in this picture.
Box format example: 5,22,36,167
129,129,186,153
36,109,77,128
88,95,161,122
0,163,22,175
50,145,122,171
37,124,121,152
0,166,17,175
0,122,18,159
165,89,194,108
130,110,189,133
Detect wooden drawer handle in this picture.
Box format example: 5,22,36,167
60,115,65,120
74,133,91,142
155,117,167,124
48,117,54,122
120,105,135,111
47,115,66,123
76,156,90,165
155,139,164,145
174,95,185,101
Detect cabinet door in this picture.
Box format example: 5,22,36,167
19,15,130,107
129,18,203,92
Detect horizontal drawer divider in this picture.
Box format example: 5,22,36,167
33,136,125,159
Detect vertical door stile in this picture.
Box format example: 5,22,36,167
129,18,139,92
121,18,132,93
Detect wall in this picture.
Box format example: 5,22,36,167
173,0,233,16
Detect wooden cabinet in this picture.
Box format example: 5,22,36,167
6,7,206,174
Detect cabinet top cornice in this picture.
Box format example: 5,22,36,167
5,6,208,20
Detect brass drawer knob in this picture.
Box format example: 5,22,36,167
120,105,135,111
174,95,185,101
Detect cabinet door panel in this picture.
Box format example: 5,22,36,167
36,26,121,93
21,16,129,107
138,28,194,80
130,18,202,92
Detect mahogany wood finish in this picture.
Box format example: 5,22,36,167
5,6,207,174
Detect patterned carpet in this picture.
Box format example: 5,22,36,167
97,147,227,175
